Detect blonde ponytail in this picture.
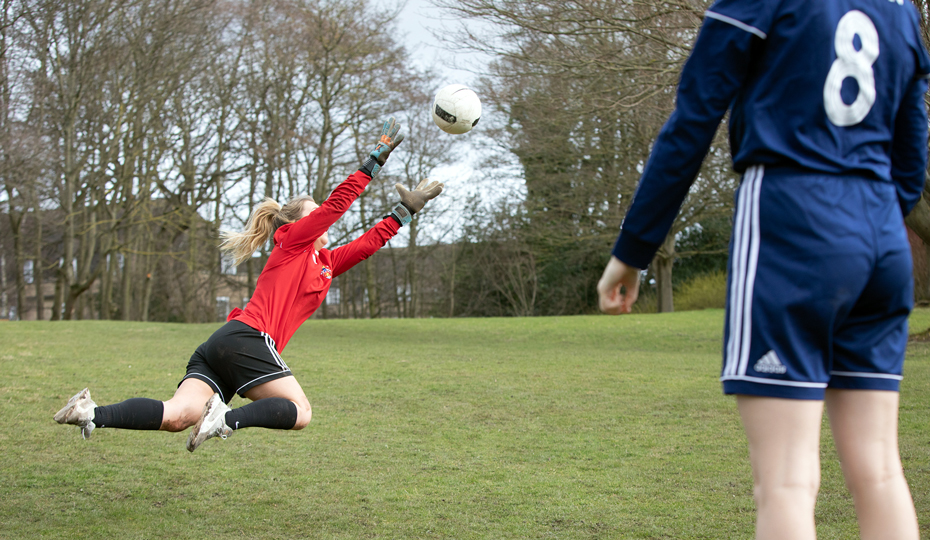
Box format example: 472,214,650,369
220,195,316,266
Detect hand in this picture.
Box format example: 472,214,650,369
370,117,405,166
395,178,444,214
597,256,642,314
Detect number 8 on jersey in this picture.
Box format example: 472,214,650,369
823,10,879,127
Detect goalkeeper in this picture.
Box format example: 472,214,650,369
54,117,443,452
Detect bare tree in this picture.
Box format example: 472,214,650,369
0,0,442,322
22,0,127,319
0,0,49,319
229,0,409,318
380,81,455,318
431,0,736,313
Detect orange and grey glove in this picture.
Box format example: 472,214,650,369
360,117,404,177
389,178,444,226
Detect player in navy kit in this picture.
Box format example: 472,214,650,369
597,0,928,538
54,118,444,452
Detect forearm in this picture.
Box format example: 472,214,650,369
286,170,372,241
613,108,724,268
330,218,401,276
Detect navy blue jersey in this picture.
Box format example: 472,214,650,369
612,0,930,269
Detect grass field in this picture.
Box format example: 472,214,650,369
1,309,928,539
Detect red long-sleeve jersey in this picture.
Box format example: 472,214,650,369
230,170,400,352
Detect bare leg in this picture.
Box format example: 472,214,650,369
825,389,918,540
161,378,215,432
243,376,312,430
737,395,824,540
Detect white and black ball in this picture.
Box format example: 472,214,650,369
432,84,481,135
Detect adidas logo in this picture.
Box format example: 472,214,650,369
754,350,787,374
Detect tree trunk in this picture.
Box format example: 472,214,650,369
100,252,112,319
64,273,98,320
350,272,359,319
337,273,347,319
121,245,134,321
51,269,63,321
185,216,198,323
10,212,25,319
65,191,99,320
0,254,6,318
654,233,675,313
407,220,419,318
61,124,76,320
905,194,930,245
449,241,456,318
365,258,379,319
386,247,403,318
141,269,153,322
357,196,379,319
34,207,43,320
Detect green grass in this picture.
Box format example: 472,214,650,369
1,310,928,539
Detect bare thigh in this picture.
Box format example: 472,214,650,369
737,395,824,540
161,378,215,432
824,389,917,539
825,389,900,470
737,395,824,477
244,376,312,429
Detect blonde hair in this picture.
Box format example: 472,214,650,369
220,195,316,266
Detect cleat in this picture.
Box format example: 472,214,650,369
54,388,97,440
186,393,232,452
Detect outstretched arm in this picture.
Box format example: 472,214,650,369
279,170,372,252
329,219,401,277
279,118,406,251
330,178,445,276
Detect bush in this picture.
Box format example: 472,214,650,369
675,270,728,311
631,286,658,313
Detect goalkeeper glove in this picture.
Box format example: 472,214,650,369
360,117,404,177
389,178,444,225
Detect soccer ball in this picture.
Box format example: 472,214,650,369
432,84,481,135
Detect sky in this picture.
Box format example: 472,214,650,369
395,0,486,87
391,0,508,240
391,0,529,246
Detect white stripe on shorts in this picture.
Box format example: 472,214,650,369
236,372,289,395
830,371,903,381
719,375,826,389
262,332,290,371
182,373,226,403
723,165,763,379
724,170,749,376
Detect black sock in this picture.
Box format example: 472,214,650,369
225,398,298,431
93,398,164,430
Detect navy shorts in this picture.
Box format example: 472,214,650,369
181,320,292,404
721,165,913,400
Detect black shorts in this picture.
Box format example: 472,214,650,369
181,320,292,404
